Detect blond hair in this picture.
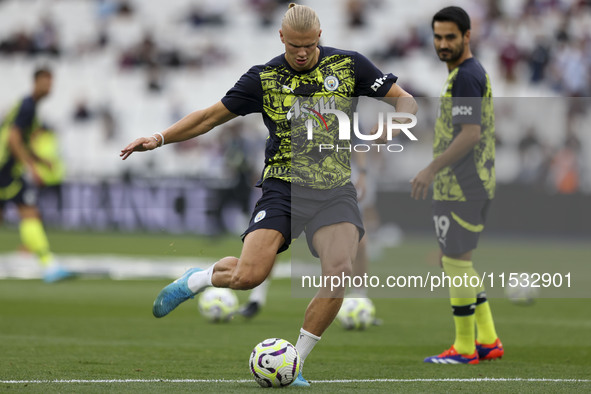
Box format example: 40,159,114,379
281,3,320,32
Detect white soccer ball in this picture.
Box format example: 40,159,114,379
505,275,539,305
197,287,238,322
337,297,375,330
249,338,301,388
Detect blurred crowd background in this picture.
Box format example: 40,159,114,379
0,0,589,234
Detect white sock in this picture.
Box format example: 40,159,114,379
295,328,321,365
249,279,270,306
187,264,214,293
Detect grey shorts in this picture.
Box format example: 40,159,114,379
432,199,492,256
243,178,364,257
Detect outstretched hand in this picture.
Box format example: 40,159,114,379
120,136,159,160
410,167,435,200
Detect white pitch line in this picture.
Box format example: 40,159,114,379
317,378,591,383
2,378,590,384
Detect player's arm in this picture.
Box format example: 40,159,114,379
410,123,481,200
384,83,418,119
369,84,418,143
120,101,237,160
8,125,43,184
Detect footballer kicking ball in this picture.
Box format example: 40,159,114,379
197,287,238,322
505,275,539,305
249,338,301,388
337,297,376,330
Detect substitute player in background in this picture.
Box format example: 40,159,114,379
0,68,72,283
122,3,416,385
411,6,503,364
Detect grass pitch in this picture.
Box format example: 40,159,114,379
0,229,590,392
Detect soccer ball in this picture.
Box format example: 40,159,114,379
197,287,238,322
249,338,301,388
505,275,539,305
337,297,375,330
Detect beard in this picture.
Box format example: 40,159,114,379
437,42,465,64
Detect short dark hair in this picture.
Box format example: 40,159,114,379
34,67,52,80
432,6,471,35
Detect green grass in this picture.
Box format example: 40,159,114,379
0,280,590,392
0,229,590,392
0,227,243,258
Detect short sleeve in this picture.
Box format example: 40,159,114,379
353,53,398,97
221,66,264,116
451,69,483,125
13,98,35,132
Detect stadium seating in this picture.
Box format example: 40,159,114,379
0,0,588,187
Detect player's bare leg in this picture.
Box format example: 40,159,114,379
294,223,358,376
212,229,282,290
153,229,282,317
438,249,472,266
303,222,358,335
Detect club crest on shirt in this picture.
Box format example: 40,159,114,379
323,75,339,91
254,210,266,223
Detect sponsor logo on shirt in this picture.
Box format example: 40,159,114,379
452,105,473,116
371,75,388,92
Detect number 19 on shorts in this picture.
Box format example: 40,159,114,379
433,215,450,243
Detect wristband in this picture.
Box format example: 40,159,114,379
153,132,165,147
